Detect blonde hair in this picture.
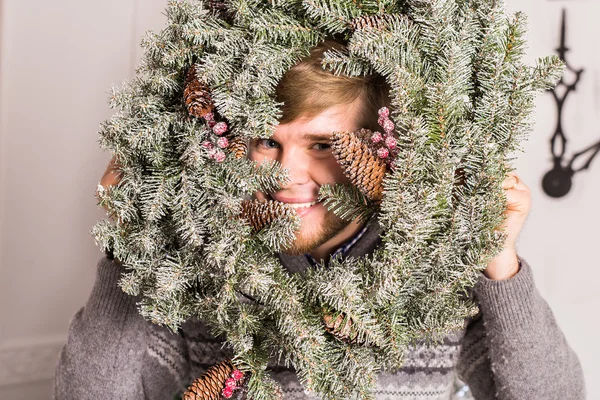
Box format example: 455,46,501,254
274,37,391,132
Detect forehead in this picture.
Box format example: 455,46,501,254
273,102,362,141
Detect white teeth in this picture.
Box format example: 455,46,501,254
287,201,318,209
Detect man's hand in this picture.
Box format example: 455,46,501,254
99,155,123,190
96,155,124,220
484,171,530,281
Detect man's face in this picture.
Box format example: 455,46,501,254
248,101,362,256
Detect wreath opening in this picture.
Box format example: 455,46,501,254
92,1,564,399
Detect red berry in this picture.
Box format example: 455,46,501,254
385,136,397,149
371,132,383,143
383,119,395,133
225,378,237,388
232,369,244,380
213,122,228,135
217,137,229,148
378,107,390,118
377,147,389,159
203,112,215,121
214,150,226,162
222,387,234,398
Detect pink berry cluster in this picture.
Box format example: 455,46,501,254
200,111,229,163
372,107,398,165
222,368,245,398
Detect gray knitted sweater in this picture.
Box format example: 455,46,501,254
53,218,585,400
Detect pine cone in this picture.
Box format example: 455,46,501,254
331,131,387,203
184,64,214,118
183,359,234,400
240,199,297,232
350,14,399,31
352,128,388,153
227,136,248,159
323,310,362,345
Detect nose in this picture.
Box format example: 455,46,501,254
277,145,311,189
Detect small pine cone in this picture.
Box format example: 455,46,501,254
227,136,248,159
350,14,399,31
183,359,234,400
352,128,387,154
240,199,296,232
353,127,374,144
331,131,388,203
184,65,214,119
323,311,361,345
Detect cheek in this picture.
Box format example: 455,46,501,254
311,156,349,185
254,191,268,201
247,148,261,162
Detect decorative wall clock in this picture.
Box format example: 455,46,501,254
543,9,600,198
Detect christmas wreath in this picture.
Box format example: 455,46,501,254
92,0,563,399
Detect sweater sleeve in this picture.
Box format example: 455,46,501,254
456,256,586,400
53,256,190,400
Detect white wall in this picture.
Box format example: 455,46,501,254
505,1,600,396
0,1,598,399
0,1,168,398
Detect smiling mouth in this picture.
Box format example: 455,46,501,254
266,194,321,209
286,200,319,209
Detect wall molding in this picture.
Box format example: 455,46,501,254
0,336,65,387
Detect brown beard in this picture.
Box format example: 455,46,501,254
281,208,351,256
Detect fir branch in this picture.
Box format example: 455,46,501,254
180,14,244,49
237,42,314,97
320,46,376,77
166,0,208,25
140,29,203,72
253,214,301,252
172,169,210,249
531,55,565,91
248,9,323,46
139,170,176,221
228,0,273,27
301,0,365,34
318,183,375,223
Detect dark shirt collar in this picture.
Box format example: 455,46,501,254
277,213,382,274
304,223,370,267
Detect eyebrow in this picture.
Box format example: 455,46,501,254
301,133,334,141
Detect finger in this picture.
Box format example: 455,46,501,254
504,189,530,213
501,173,519,191
100,169,123,188
100,156,124,189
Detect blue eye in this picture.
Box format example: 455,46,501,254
258,139,279,149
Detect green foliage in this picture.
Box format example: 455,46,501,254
318,183,374,223
91,0,563,398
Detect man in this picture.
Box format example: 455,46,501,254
53,38,585,399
